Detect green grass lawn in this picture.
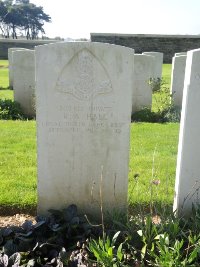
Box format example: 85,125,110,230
0,60,13,99
0,59,9,88
129,122,179,207
0,60,8,67
0,121,179,211
162,64,172,86
0,89,14,100
0,121,37,208
0,68,9,89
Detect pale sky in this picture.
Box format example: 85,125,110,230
30,0,200,39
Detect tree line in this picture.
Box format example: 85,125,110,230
0,0,51,39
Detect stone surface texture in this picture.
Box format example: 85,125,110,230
170,55,187,107
132,54,154,112
13,50,35,117
8,48,28,88
174,48,200,216
35,42,134,217
175,52,187,56
142,52,163,79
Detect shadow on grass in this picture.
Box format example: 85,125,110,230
128,202,173,218
0,202,173,218
0,204,37,216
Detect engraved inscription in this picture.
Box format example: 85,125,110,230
40,105,124,134
56,49,113,101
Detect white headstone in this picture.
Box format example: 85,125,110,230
142,52,163,79
175,52,187,57
8,48,28,88
174,48,200,216
13,50,35,117
170,55,187,108
35,42,134,217
132,54,154,112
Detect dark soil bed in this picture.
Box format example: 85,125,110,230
0,205,36,228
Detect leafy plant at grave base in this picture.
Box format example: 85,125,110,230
0,99,25,120
3,204,200,266
148,232,200,267
88,231,126,267
131,107,160,123
148,78,163,93
132,78,181,123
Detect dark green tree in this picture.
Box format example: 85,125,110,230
0,0,51,39
21,3,51,39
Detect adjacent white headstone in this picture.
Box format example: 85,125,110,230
132,54,154,112
174,48,200,216
13,50,35,117
8,48,28,88
142,52,163,79
175,52,187,57
35,42,134,217
170,55,187,108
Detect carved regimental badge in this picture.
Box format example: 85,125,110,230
56,49,113,101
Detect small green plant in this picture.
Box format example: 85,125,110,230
148,77,163,92
132,78,181,123
149,233,200,266
0,99,25,120
136,216,159,263
131,107,160,123
89,231,124,267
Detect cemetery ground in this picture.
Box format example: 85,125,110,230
0,61,178,213
3,60,200,266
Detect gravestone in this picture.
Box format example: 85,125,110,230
132,54,154,112
142,52,163,79
174,48,200,216
170,55,187,108
13,50,35,117
175,52,187,56
8,48,28,88
35,42,134,217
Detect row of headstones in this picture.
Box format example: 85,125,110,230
155,48,200,215
8,42,199,217
9,43,164,217
8,47,164,118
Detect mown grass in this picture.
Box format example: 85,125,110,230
0,60,8,67
0,68,9,89
0,59,12,100
0,121,37,208
162,63,172,86
0,121,179,210
0,89,13,100
0,59,9,87
129,122,179,208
